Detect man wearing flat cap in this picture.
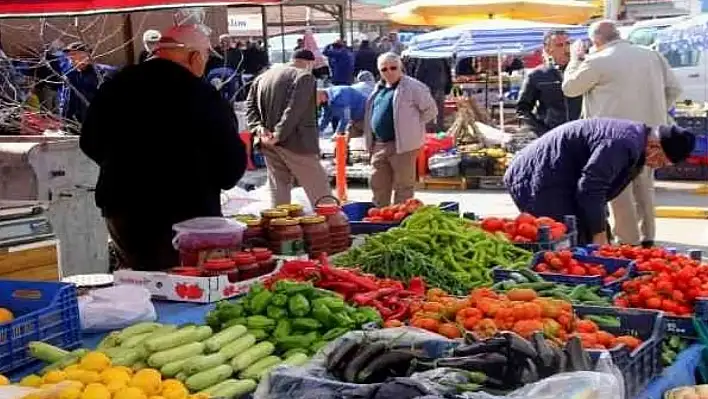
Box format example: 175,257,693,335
246,49,331,206
504,118,695,246
59,41,112,128
80,24,247,271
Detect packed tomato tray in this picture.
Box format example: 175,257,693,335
479,213,569,243
588,244,708,338
359,198,424,223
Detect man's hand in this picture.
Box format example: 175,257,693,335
258,127,277,146
592,232,609,245
570,39,587,61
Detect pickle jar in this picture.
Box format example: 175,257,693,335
232,251,260,280
243,218,266,246
202,258,238,282
268,218,305,256
260,209,288,230
299,215,331,258
314,196,351,254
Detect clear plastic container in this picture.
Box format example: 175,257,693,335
173,217,246,250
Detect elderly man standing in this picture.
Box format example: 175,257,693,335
364,52,437,206
138,30,160,63
562,20,682,247
80,24,247,271
246,49,331,206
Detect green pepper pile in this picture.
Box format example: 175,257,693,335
333,206,533,295
205,281,381,355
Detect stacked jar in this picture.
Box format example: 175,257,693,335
268,218,305,256
315,196,351,254
276,204,305,218
300,215,331,258
202,258,239,282
232,251,260,280
251,247,276,274
260,209,288,230
242,218,266,247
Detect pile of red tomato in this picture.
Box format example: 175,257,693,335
534,250,628,284
480,213,568,243
606,245,708,315
361,198,424,223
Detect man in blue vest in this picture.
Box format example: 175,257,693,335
317,83,368,139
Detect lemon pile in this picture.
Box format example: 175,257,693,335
1,352,210,399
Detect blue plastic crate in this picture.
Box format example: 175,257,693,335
692,135,708,157
493,252,635,293
343,201,459,235
0,281,81,374
675,116,708,135
575,305,664,399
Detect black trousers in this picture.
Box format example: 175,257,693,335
106,217,179,271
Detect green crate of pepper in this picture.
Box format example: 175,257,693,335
206,281,382,356
333,207,533,295
491,269,614,306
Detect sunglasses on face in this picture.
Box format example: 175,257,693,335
380,66,398,73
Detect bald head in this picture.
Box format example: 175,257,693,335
153,24,212,77
589,20,621,48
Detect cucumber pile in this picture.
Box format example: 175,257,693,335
205,281,382,355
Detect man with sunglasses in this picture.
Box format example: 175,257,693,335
364,52,437,206
516,30,582,136
80,24,247,271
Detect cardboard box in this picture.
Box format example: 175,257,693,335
113,256,304,303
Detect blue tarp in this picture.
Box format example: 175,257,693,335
406,20,587,58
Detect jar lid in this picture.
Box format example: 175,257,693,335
245,218,261,227
251,247,273,260
232,252,257,264
284,203,304,211
316,204,340,216
170,266,202,276
203,258,235,271
261,209,289,218
300,215,326,224
270,217,300,226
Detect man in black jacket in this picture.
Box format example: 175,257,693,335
354,40,378,78
80,24,247,271
516,30,582,135
409,57,452,132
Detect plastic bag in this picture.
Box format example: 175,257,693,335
79,285,156,332
0,381,83,398
253,327,455,399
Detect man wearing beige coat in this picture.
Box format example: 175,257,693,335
562,20,682,247
364,52,438,206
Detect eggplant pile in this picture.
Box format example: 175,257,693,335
326,339,424,384
414,332,594,394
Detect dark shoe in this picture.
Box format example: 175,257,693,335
641,240,655,248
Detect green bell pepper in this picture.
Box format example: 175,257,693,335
266,305,288,320
288,294,310,317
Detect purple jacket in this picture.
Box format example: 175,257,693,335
503,118,648,236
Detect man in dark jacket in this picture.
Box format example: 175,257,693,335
354,40,378,78
516,30,582,136
409,57,452,132
504,118,695,245
80,25,247,271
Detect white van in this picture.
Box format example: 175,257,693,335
625,16,691,46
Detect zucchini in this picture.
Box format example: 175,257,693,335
97,332,120,350
131,361,147,371
40,349,88,374
240,356,281,379
194,325,214,341
231,341,275,371
147,342,205,368
204,324,247,353
185,364,233,392
119,332,153,349
175,372,188,382
28,342,70,363
144,325,198,352
184,353,228,375
115,322,162,344
219,334,257,360
283,353,309,367
161,358,190,377
199,379,257,398
111,348,144,367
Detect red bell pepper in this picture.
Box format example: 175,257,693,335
408,277,426,296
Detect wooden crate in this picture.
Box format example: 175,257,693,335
0,241,59,281
419,176,467,190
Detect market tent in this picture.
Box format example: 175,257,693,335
406,18,587,58
0,0,279,18
383,0,597,26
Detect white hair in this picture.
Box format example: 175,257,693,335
377,52,402,68
588,20,621,44
219,34,231,42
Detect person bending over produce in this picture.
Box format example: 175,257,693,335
503,118,695,246
80,25,247,271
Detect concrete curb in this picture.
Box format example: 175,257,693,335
655,206,708,219
655,184,708,196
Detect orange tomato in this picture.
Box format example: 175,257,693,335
412,317,441,332
575,319,599,334
384,319,404,328
438,323,462,339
